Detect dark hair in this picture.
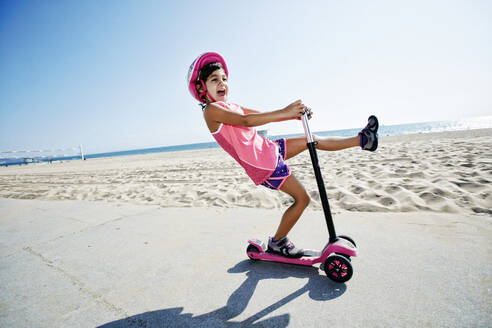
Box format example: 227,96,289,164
198,62,224,83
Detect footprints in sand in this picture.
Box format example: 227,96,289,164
293,134,491,214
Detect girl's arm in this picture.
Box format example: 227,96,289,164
204,100,307,128
241,107,261,114
242,105,312,119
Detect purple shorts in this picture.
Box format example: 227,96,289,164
261,139,291,190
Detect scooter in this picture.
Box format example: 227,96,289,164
247,111,357,283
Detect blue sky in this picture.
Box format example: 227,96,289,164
1,0,491,154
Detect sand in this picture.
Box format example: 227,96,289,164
1,129,491,215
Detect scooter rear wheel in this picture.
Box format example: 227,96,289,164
246,244,260,261
324,254,353,283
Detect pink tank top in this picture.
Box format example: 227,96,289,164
210,102,279,185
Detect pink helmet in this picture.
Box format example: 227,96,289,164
187,52,228,102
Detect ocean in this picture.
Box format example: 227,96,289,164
1,116,491,166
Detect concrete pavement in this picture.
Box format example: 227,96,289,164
0,198,490,327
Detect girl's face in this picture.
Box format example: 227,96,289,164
204,68,228,102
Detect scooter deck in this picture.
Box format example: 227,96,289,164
248,250,324,266
247,238,356,267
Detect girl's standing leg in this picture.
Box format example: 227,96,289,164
274,174,310,239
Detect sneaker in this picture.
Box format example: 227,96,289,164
267,236,304,258
359,115,379,151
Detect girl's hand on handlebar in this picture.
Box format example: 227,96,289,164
282,100,311,120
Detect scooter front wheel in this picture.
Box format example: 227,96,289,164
338,235,356,247
324,254,353,283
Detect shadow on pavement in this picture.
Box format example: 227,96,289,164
99,259,346,327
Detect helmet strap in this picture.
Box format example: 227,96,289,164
198,80,216,103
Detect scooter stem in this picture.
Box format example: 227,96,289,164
301,112,337,243
301,112,314,143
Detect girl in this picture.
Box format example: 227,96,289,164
187,52,378,258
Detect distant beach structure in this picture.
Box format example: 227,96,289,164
0,145,85,166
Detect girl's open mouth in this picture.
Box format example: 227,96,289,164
217,90,226,96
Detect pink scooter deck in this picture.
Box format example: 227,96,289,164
247,238,357,266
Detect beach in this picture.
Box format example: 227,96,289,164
1,129,491,327
1,129,491,215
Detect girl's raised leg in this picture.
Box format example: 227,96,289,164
285,135,359,160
